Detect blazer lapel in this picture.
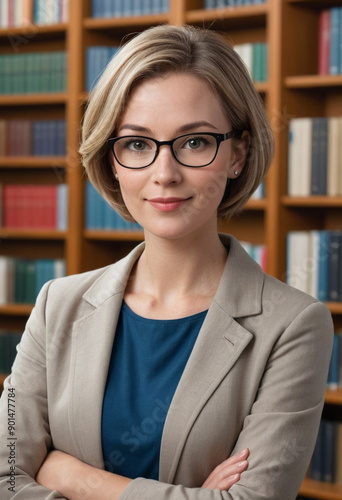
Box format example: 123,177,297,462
159,234,265,483
68,243,145,468
159,304,253,483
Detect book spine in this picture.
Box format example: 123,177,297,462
330,8,341,75
318,9,331,75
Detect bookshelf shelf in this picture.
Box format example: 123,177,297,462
186,4,268,28
300,477,342,500
287,0,342,5
0,229,67,240
84,230,144,242
0,304,33,316
285,75,342,89
0,157,67,168
325,389,342,406
83,14,169,30
0,22,68,41
0,93,68,106
244,198,267,210
282,196,342,207
326,303,342,315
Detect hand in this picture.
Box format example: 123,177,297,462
201,448,249,490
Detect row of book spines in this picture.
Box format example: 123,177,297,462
0,257,65,305
0,331,21,374
288,117,342,197
0,0,68,28
240,242,266,271
85,46,119,92
327,332,342,390
286,230,342,303
205,0,266,8
0,51,66,94
91,0,169,18
85,181,142,232
231,43,267,83
309,419,342,484
0,119,66,156
319,8,342,76
0,184,68,230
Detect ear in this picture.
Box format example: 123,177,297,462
227,131,250,179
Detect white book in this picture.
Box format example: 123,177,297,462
286,231,311,294
234,43,253,80
288,118,312,196
0,257,14,304
54,259,66,279
14,0,23,27
327,117,342,196
0,0,9,28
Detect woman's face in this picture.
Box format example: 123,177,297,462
110,73,247,241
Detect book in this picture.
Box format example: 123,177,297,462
85,181,142,232
0,256,66,304
288,117,342,197
286,230,342,301
1,184,68,230
318,10,331,75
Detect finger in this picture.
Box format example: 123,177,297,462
202,459,248,489
203,449,249,485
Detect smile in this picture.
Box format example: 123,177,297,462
147,197,192,212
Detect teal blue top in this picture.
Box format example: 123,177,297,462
101,301,207,480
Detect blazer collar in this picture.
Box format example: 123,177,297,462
82,233,264,319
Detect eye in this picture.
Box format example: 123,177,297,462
183,136,211,150
122,138,152,152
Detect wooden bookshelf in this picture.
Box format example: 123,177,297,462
0,1,341,498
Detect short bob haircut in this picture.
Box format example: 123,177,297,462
80,24,274,221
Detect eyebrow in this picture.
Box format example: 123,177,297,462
118,121,219,135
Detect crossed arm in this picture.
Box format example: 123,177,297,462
36,448,249,499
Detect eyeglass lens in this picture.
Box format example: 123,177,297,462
113,134,219,168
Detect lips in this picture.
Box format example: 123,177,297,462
147,197,191,212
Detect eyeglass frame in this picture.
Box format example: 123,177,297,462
106,130,243,169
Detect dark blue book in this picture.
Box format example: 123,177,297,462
330,8,341,75
327,334,340,389
328,231,342,302
322,420,337,483
317,230,330,302
311,117,328,195
310,420,324,481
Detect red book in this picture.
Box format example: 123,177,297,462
3,185,21,228
318,9,331,75
3,185,58,229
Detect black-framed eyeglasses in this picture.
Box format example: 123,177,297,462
107,130,242,169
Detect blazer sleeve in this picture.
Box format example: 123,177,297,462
0,281,66,499
118,300,334,500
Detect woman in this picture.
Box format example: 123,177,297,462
0,25,333,499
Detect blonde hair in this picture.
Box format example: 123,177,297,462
80,24,274,221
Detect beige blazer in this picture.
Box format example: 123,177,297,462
0,234,334,499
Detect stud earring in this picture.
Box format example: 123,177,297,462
114,173,119,180
234,170,239,176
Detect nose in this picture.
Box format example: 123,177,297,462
150,144,182,185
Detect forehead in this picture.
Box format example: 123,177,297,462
118,73,229,133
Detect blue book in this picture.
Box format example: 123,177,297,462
322,420,337,483
330,8,341,75
327,334,340,389
311,117,328,195
310,420,324,481
91,0,104,17
57,184,68,230
327,231,342,302
317,230,330,302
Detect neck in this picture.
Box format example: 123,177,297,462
125,227,228,317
